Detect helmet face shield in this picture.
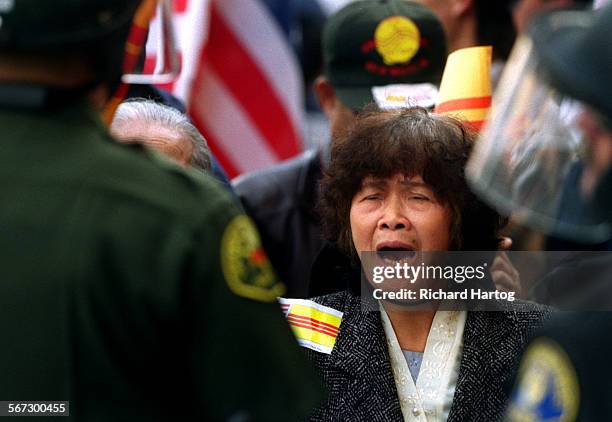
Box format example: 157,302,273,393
122,0,180,85
467,36,611,242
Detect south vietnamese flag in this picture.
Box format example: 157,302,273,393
434,46,493,132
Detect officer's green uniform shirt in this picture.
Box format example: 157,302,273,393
0,102,323,420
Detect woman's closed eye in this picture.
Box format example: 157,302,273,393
357,187,384,202
407,192,432,202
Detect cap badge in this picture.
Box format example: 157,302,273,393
375,16,421,65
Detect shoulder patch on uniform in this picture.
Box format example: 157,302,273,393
221,215,285,302
279,298,344,355
507,337,579,422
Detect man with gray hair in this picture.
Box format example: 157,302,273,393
111,98,212,172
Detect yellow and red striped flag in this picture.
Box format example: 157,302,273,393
279,298,343,355
434,46,492,132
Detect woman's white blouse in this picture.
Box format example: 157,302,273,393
380,304,467,421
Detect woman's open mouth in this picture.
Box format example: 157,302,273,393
375,242,417,263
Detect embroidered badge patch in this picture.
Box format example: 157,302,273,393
221,215,285,302
279,298,343,355
507,338,579,422
374,16,421,65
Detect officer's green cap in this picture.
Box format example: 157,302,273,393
530,4,612,123
323,0,447,111
0,0,142,51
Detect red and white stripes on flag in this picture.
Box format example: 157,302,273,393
146,0,304,178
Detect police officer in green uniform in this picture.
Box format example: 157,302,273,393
466,2,612,420
0,1,322,420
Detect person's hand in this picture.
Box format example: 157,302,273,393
491,251,523,298
498,236,513,251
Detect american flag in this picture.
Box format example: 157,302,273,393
145,0,304,178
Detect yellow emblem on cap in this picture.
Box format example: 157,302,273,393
507,338,579,422
221,215,285,302
374,16,421,65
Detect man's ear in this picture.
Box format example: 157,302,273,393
451,0,473,17
314,75,338,119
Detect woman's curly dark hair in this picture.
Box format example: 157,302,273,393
318,107,505,259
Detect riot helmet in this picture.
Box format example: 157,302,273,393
0,0,179,87
467,3,612,243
